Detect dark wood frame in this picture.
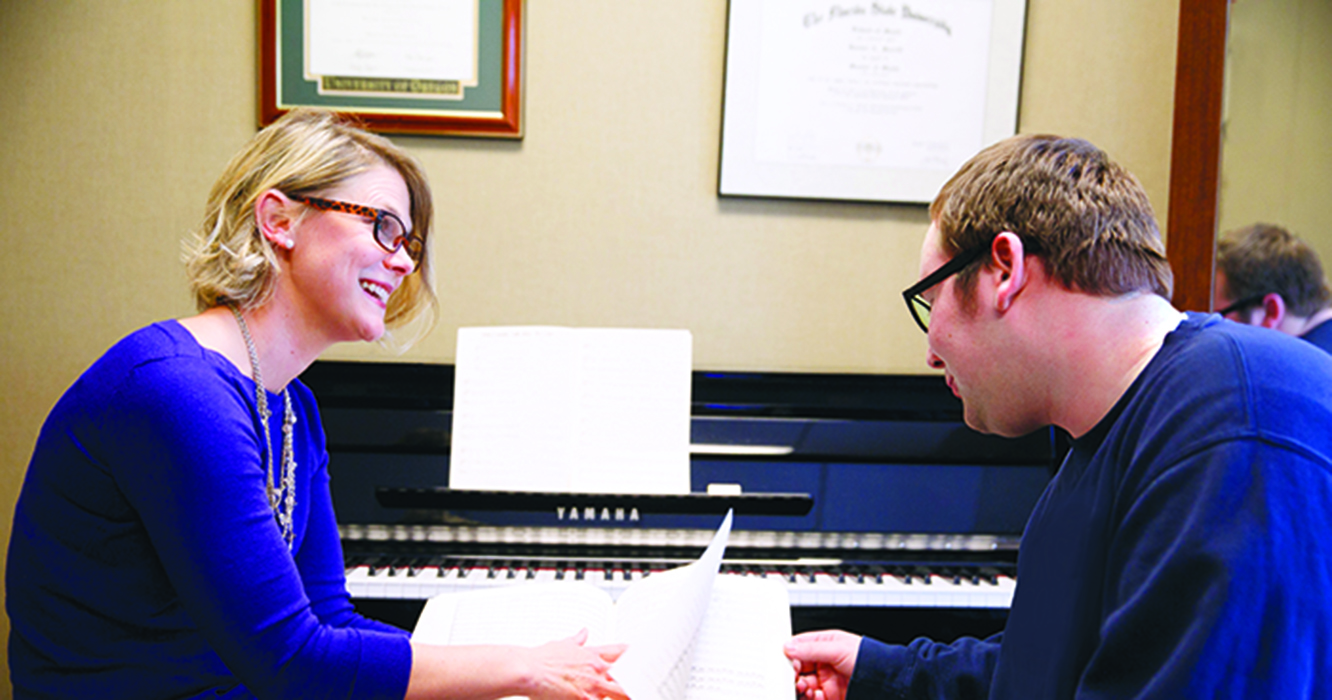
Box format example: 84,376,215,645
1166,0,1230,311
258,0,524,138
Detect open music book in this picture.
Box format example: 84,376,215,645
411,512,794,700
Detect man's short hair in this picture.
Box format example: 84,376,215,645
1216,223,1331,317
930,134,1173,302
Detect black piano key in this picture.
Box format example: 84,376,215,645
910,565,933,584
936,567,961,585
841,564,860,584
886,566,906,584
894,565,912,583
867,565,888,584
848,565,869,584
406,557,429,577
368,556,392,577
437,557,460,578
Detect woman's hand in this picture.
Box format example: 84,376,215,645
515,628,628,700
784,629,862,700
407,629,626,700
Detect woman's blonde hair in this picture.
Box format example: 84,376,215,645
183,108,436,334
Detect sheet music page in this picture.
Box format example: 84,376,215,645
411,581,614,647
608,512,732,700
572,329,692,494
448,326,691,494
449,327,580,491
684,575,793,700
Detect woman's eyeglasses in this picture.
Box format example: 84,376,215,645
290,195,423,266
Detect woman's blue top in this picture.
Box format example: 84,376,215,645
8,321,412,699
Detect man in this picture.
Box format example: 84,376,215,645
785,135,1332,698
1214,223,1332,354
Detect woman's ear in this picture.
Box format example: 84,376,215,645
991,231,1028,313
255,190,297,250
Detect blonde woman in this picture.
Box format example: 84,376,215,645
7,109,626,700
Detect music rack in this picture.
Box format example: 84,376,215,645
375,487,814,517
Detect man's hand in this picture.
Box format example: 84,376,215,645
785,629,862,700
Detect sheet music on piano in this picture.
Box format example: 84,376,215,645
448,326,693,495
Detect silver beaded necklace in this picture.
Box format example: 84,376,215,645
229,304,297,550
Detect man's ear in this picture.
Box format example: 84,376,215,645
991,231,1028,313
255,189,297,250
1258,293,1287,329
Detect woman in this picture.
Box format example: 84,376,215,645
6,109,627,700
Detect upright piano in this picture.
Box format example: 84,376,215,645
301,361,1061,644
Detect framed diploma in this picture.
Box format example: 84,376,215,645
718,0,1026,203
259,0,524,138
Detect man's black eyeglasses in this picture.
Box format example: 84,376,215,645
901,242,990,334
1217,293,1269,317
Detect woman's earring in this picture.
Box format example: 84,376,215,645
282,238,295,249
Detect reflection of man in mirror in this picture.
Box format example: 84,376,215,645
1214,223,1332,355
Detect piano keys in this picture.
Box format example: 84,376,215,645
340,523,1020,614
343,553,1018,609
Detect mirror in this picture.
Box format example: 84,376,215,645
1169,0,1332,312
1217,0,1332,267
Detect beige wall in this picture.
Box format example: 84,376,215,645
1219,0,1332,263
0,1,1179,693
